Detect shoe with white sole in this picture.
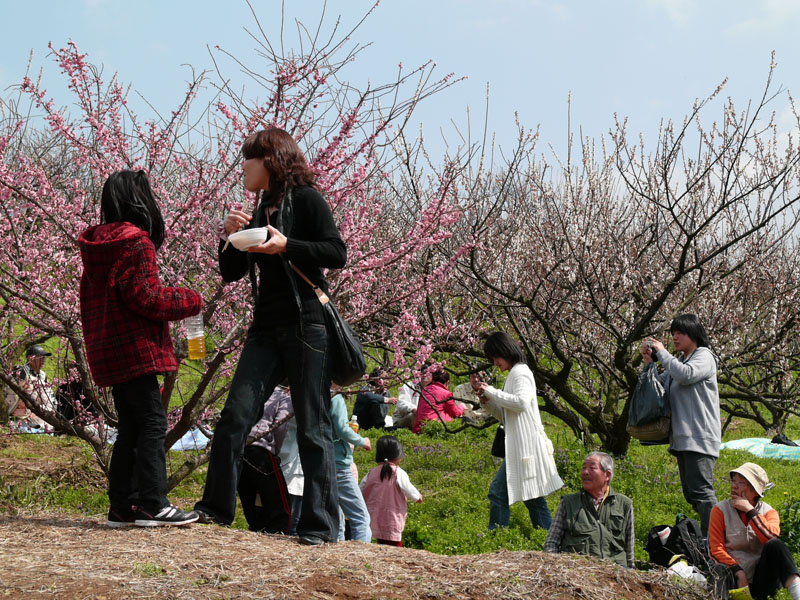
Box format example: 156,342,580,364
134,504,199,527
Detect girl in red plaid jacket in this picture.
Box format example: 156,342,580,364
79,170,202,528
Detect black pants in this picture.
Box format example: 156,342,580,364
108,374,169,513
712,538,799,600
238,445,292,534
353,393,388,430
196,322,339,541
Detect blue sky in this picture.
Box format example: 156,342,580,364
2,0,800,162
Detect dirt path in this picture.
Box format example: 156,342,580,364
0,512,709,600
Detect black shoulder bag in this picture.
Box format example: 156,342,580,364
627,361,670,442
276,190,367,387
490,424,505,458
287,262,366,386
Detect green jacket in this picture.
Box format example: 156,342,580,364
559,488,632,567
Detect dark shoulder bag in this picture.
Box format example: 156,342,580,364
627,361,670,442
491,424,505,458
271,189,366,387
288,263,366,386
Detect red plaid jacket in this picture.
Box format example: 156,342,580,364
78,222,202,386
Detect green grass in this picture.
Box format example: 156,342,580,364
133,561,167,577
349,413,800,570
4,412,800,589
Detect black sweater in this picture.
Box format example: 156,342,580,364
218,186,347,325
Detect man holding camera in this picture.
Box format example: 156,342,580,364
4,345,57,427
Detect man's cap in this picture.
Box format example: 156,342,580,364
26,344,52,357
730,462,772,497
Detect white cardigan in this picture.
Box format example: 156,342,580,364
483,363,563,504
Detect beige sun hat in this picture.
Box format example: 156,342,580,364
730,462,773,497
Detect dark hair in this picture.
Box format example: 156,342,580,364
483,331,526,365
376,435,404,481
241,128,317,208
100,170,165,250
431,369,450,385
669,314,710,348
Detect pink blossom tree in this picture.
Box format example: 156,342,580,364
0,5,473,483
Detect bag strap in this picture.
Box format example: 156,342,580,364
270,188,332,314
288,262,330,305
246,193,267,302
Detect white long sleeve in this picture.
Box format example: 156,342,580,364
483,363,535,413
395,466,421,502
396,383,418,414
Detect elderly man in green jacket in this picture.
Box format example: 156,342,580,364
544,452,635,567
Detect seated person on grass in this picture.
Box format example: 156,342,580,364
452,369,491,423
353,369,397,430
5,345,58,428
394,369,432,430
412,369,463,434
709,462,800,600
544,452,634,568
237,385,294,534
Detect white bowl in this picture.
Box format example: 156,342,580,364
229,227,268,251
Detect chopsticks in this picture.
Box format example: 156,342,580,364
222,195,258,252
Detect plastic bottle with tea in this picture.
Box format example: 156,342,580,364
185,314,206,360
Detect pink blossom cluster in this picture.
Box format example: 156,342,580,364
0,21,470,481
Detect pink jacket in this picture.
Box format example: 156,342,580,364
412,381,464,433
360,464,420,542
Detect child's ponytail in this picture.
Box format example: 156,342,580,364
375,435,404,482
380,458,393,482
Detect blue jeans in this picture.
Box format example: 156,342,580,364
488,460,552,530
109,374,169,513
336,468,371,542
196,322,339,541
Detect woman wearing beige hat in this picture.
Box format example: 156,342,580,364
708,462,800,600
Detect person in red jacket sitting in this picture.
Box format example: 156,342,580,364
79,170,202,528
412,369,464,434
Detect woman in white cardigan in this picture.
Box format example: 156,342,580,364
477,332,563,530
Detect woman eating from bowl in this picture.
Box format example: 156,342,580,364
194,128,346,546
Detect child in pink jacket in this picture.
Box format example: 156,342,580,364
359,436,422,545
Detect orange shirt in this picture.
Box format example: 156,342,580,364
708,502,780,566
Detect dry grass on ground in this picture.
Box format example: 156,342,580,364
0,512,712,600
0,432,712,599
